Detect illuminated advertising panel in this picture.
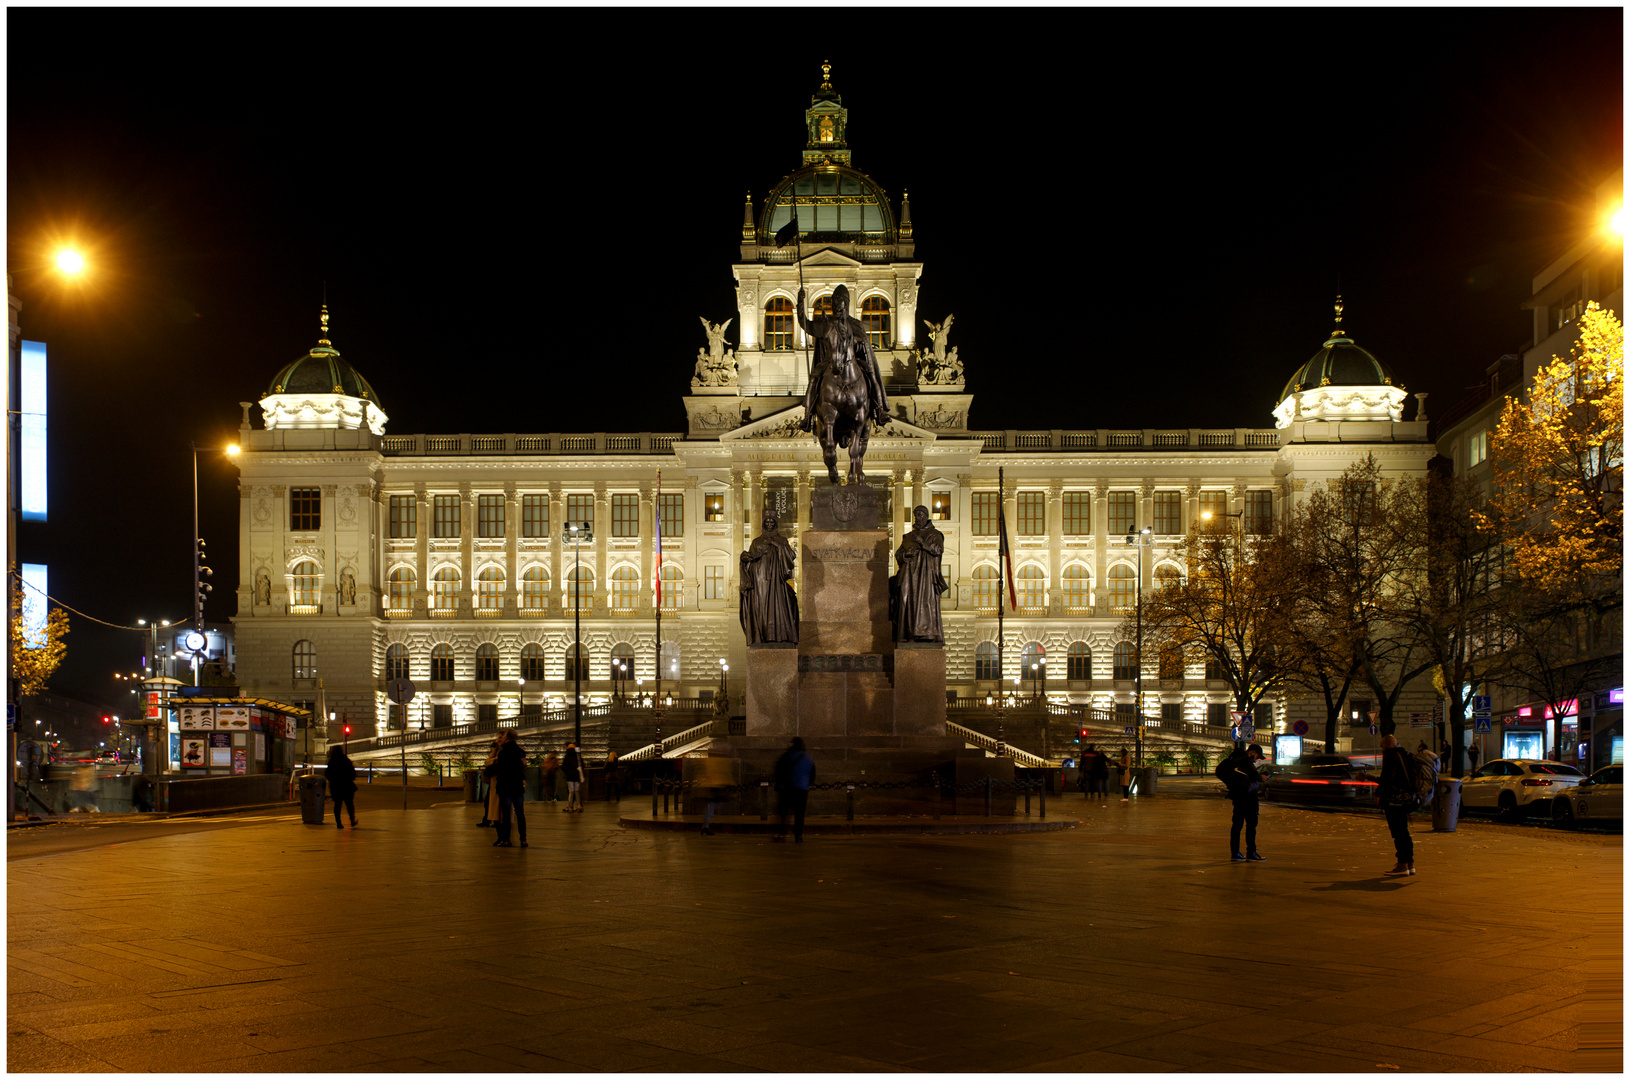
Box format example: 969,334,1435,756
19,563,48,642
20,340,46,522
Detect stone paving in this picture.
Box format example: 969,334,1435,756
7,786,1622,1072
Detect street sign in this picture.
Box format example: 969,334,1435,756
1239,721,1256,743
1409,712,1431,728
1123,726,1134,735
1292,720,1308,736
1473,695,1492,717
387,678,417,705
1369,724,1379,736
1474,716,1492,733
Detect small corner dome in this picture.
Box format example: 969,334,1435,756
264,343,381,407
1277,335,1396,405
258,311,388,436
1272,302,1407,430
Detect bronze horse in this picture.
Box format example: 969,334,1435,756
798,285,888,485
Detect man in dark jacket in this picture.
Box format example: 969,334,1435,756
561,741,585,813
486,730,528,847
325,745,358,829
772,737,815,843
1216,743,1265,862
1376,734,1416,876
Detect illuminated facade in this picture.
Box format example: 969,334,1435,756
231,71,1437,753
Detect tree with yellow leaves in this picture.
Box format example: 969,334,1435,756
10,578,70,699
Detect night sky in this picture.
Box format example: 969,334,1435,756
7,8,1622,707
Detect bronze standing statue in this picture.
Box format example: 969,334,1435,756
798,284,889,485
889,505,947,643
740,510,800,644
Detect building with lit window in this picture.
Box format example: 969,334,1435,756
230,70,1436,753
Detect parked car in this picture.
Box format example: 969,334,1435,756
1460,759,1583,822
1551,765,1622,827
1261,753,1378,805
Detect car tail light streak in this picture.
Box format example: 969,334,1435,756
1521,778,1553,786
1340,780,1377,786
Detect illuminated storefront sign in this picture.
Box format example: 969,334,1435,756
19,563,48,642
20,340,47,522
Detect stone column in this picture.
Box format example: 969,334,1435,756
1047,480,1064,615
237,482,253,616
413,483,429,614
593,483,609,612
1138,481,1154,540
549,484,564,613
892,469,908,569
729,470,746,597
638,483,654,613
795,470,811,591
1231,482,1248,521
910,468,925,517
746,468,762,541
504,483,519,614
1185,480,1201,538
1092,479,1108,615
322,484,339,612
458,482,473,615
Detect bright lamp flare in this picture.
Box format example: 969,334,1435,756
1608,205,1625,238
55,249,86,274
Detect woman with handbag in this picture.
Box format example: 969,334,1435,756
476,733,503,827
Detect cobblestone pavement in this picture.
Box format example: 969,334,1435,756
7,790,1622,1072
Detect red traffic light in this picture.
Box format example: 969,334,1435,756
102,716,111,724
343,725,352,735
1079,728,1091,738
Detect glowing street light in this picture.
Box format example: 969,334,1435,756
1608,204,1625,239
54,249,86,275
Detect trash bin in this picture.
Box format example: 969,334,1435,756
1432,775,1462,832
463,769,480,803
298,775,327,825
1132,767,1157,796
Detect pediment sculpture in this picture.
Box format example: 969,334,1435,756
915,314,965,386
692,316,739,387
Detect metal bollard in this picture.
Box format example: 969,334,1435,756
1040,781,1046,818
368,764,374,785
651,781,658,818
846,784,855,821
760,780,769,821
985,775,993,818
1024,786,1031,815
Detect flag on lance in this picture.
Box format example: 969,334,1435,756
997,494,1018,611
655,471,662,609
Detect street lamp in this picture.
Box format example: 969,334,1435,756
1125,526,1154,766
563,519,593,745
1030,655,1046,701
715,658,730,716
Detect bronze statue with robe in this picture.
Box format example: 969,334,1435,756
740,510,800,645
889,505,947,643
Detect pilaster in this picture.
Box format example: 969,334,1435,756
549,484,564,613
1047,480,1064,615
503,483,519,615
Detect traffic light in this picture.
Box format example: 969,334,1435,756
102,716,111,724
1079,728,1091,739
343,725,352,736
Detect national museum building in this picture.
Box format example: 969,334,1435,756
230,73,1435,749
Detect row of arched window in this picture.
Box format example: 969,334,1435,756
763,294,891,350
971,642,1196,682
376,641,682,684
386,565,684,614
968,563,1180,612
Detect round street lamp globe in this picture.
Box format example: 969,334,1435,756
55,249,85,274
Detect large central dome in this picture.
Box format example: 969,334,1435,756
762,167,894,243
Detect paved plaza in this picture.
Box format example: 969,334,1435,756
7,783,1622,1072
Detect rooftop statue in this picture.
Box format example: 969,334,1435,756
917,315,963,385
740,510,800,645
797,284,889,484
692,316,738,387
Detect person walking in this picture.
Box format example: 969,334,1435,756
1215,742,1265,861
561,741,585,813
485,729,528,848
772,737,815,843
604,750,622,803
541,752,560,803
1087,744,1110,800
1377,734,1417,876
477,733,503,828
1466,742,1480,772
325,744,358,829
1437,742,1452,773
1117,748,1133,801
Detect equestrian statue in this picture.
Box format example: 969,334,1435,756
797,284,890,485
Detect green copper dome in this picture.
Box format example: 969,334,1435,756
1279,334,1395,403
262,306,380,406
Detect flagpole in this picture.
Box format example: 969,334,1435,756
654,470,662,711
998,466,1005,704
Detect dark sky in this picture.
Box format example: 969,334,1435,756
8,7,1622,706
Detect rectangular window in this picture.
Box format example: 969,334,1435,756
566,494,594,533
658,493,684,538
478,703,497,725
389,703,403,730
704,565,725,600
389,495,416,539
1244,490,1273,535
290,488,321,532
1017,492,1045,535
522,494,549,538
1062,492,1091,534
433,495,461,538
1468,430,1488,467
704,493,725,522
1152,491,1181,534
1198,490,1228,530
1162,702,1182,724
971,492,999,536
478,495,505,538
1254,702,1274,728
611,494,639,538
1107,492,1136,535
1207,702,1229,727
432,703,452,728
930,492,952,520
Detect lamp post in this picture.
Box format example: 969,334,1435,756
1125,526,1153,765
564,519,593,746
716,658,730,716
188,443,239,686
1031,655,1046,701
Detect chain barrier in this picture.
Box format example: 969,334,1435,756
646,770,1049,820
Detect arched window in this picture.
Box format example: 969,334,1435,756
611,566,639,614
1067,641,1092,681
814,294,835,317
1017,565,1046,612
522,566,549,612
432,567,460,613
385,643,408,681
660,640,681,684
609,642,636,681
1021,641,1046,683
290,561,319,608
477,567,505,613
860,295,891,349
764,296,793,350
972,565,999,612
293,639,316,680
568,566,594,613
475,643,500,681
520,643,545,682
1154,564,1181,589
659,565,683,612
1107,564,1136,610
1062,564,1091,611
431,643,454,682
564,643,588,683
388,567,415,612
975,641,1000,681
1158,647,1185,681
1112,642,1137,681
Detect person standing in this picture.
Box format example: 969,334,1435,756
772,737,815,843
325,744,358,829
477,733,503,828
1215,743,1265,861
1377,734,1417,876
541,752,560,803
561,741,585,813
1117,748,1133,802
604,750,621,803
1086,744,1110,800
486,729,528,848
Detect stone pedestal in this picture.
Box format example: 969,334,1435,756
894,643,947,735
798,530,890,654
744,645,797,736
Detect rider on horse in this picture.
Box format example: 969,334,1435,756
797,284,889,431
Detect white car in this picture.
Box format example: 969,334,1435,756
1459,759,1583,822
1551,765,1622,827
